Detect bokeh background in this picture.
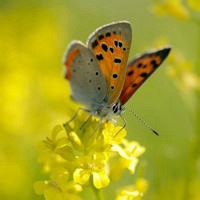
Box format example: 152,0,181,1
1,0,200,199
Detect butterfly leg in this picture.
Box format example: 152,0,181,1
63,107,89,130
79,113,93,130
79,112,103,136
114,114,126,136
95,117,103,134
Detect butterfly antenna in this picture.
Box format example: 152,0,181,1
126,109,159,136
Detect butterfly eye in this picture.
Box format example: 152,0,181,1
112,104,118,114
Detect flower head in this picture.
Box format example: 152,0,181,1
116,178,148,200
152,0,190,20
35,111,146,199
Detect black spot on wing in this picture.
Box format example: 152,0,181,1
118,41,122,48
137,63,143,68
132,83,137,88
114,58,121,63
96,54,103,61
92,40,98,49
140,72,148,78
114,41,118,47
101,44,108,52
143,64,147,68
105,32,111,37
151,60,158,68
112,74,118,79
109,47,114,53
98,34,104,40
156,47,171,60
127,70,134,76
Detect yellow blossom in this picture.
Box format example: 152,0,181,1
116,178,148,200
152,0,190,20
34,180,82,200
35,111,146,199
111,140,145,178
167,50,200,94
188,0,200,12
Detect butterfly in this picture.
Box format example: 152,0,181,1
63,21,171,130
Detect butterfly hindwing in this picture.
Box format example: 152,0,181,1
64,41,107,110
119,47,171,105
87,21,132,105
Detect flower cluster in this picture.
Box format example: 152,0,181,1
167,50,200,95
152,0,200,21
34,111,146,200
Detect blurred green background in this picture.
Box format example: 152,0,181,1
1,0,200,199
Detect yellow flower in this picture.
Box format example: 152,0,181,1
152,0,190,20
188,0,200,12
112,140,145,174
167,50,200,94
34,180,82,200
116,178,148,200
35,110,146,199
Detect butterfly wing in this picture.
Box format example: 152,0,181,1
119,47,171,105
87,21,132,105
64,41,107,110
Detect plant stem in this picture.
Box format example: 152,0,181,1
91,183,104,200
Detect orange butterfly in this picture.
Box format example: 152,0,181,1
64,21,171,132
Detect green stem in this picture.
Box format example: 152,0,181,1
91,183,104,200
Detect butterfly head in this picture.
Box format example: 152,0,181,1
112,101,124,115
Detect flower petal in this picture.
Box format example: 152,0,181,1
73,168,90,185
92,171,110,189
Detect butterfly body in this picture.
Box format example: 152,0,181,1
64,21,171,120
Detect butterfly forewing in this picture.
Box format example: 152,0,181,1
87,21,132,105
119,47,171,105
64,41,107,110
